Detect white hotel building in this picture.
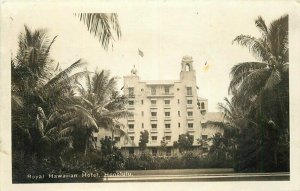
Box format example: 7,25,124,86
96,56,224,156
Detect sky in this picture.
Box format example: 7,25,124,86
3,1,292,112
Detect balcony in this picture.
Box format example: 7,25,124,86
164,104,171,109
150,128,158,133
128,117,135,121
150,104,157,109
147,92,174,98
151,116,158,121
128,94,135,98
164,116,171,121
186,116,194,120
127,128,135,133
164,128,172,133
127,105,134,110
186,104,193,109
187,128,195,132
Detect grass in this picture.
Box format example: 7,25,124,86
120,168,234,176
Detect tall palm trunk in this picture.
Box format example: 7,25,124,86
84,128,90,156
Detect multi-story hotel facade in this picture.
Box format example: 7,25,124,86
95,56,223,156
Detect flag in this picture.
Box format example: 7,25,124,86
203,61,210,72
138,49,144,57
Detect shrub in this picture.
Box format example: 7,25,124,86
124,151,233,170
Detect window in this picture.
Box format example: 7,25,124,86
130,136,134,141
151,136,157,144
151,87,156,95
129,100,134,106
165,136,171,141
164,86,170,94
178,111,180,117
185,64,190,71
152,148,157,156
188,111,193,116
166,148,171,156
151,124,157,129
141,111,144,116
187,100,193,105
178,122,181,128
151,112,157,117
128,113,134,119
115,137,120,142
94,137,97,142
165,124,171,128
129,148,134,155
188,123,193,128
201,102,205,109
142,123,144,128
187,87,192,95
129,124,134,129
128,87,134,97
164,100,170,105
141,100,144,104
202,123,207,128
116,125,120,129
165,112,170,117
202,135,208,140
178,99,180,104
151,100,156,106
141,88,144,92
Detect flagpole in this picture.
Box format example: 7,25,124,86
138,49,144,74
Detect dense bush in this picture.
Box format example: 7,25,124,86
12,150,105,183
99,137,125,172
124,152,233,170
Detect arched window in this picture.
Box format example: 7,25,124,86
185,64,190,71
201,102,205,109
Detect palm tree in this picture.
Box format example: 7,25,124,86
50,70,130,155
229,15,288,115
228,15,289,172
11,26,89,169
75,13,121,50
12,25,57,91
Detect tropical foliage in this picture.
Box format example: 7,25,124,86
173,133,194,152
75,13,122,50
99,136,125,172
11,23,128,183
139,130,149,151
210,14,289,172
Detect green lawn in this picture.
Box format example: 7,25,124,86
120,168,234,176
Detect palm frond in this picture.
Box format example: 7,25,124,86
43,59,86,90
80,96,94,109
85,69,92,94
101,110,130,119
229,62,267,94
233,35,274,63
66,104,99,131
238,68,270,97
282,63,289,73
268,14,288,61
59,126,75,137
264,69,281,90
45,126,61,136
75,13,121,50
11,94,24,109
255,16,268,37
